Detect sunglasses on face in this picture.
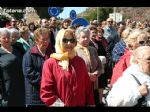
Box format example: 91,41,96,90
138,40,150,45
62,38,76,43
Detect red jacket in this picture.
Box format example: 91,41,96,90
40,56,95,106
110,49,132,86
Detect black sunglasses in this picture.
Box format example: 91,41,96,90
62,38,76,43
138,40,150,45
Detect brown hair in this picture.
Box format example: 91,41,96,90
34,28,49,42
19,26,29,36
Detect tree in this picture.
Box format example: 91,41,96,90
98,7,113,21
84,7,113,22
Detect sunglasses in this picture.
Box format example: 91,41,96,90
62,38,76,43
138,40,150,45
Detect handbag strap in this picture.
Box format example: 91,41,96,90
131,74,146,107
130,74,142,85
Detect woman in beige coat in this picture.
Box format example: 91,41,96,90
75,26,103,106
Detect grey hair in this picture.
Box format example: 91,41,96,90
9,28,20,37
75,26,90,40
133,46,150,61
0,28,10,38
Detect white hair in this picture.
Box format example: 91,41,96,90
75,26,90,40
9,28,20,37
0,28,10,38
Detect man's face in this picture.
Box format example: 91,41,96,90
11,20,17,27
41,19,49,28
50,17,57,26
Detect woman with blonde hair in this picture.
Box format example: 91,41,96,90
112,28,133,63
110,30,150,86
107,46,150,107
40,29,95,106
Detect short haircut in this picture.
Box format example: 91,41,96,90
133,46,150,61
75,26,90,40
0,28,10,38
19,26,29,36
9,28,20,38
34,28,49,42
125,30,148,49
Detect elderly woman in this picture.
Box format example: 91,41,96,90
87,25,107,106
40,29,94,106
107,46,150,107
74,26,102,106
9,28,25,57
22,28,54,107
0,28,25,106
110,30,150,86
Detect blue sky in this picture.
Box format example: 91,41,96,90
58,7,88,19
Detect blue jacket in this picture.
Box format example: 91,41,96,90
22,45,53,105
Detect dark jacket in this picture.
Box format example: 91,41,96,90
12,42,26,57
22,45,53,106
89,40,106,57
0,47,25,106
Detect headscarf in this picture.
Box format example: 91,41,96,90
50,29,76,71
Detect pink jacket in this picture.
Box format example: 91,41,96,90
110,49,132,86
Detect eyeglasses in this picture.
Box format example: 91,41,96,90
138,40,150,45
62,38,76,43
140,57,150,63
107,21,113,23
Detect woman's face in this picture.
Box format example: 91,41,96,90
63,22,70,29
90,29,97,40
62,34,76,52
131,34,149,50
138,50,150,75
96,30,103,41
0,32,11,48
11,32,19,45
22,32,30,41
78,31,90,47
36,33,49,51
29,24,35,31
135,35,150,48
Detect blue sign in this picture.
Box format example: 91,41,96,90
70,10,77,20
71,18,89,27
48,7,60,17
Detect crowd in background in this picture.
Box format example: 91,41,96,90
0,15,150,107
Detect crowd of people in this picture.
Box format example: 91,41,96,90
0,15,150,107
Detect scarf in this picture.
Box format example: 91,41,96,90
50,29,76,71
75,43,91,72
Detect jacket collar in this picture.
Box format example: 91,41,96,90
30,45,53,59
